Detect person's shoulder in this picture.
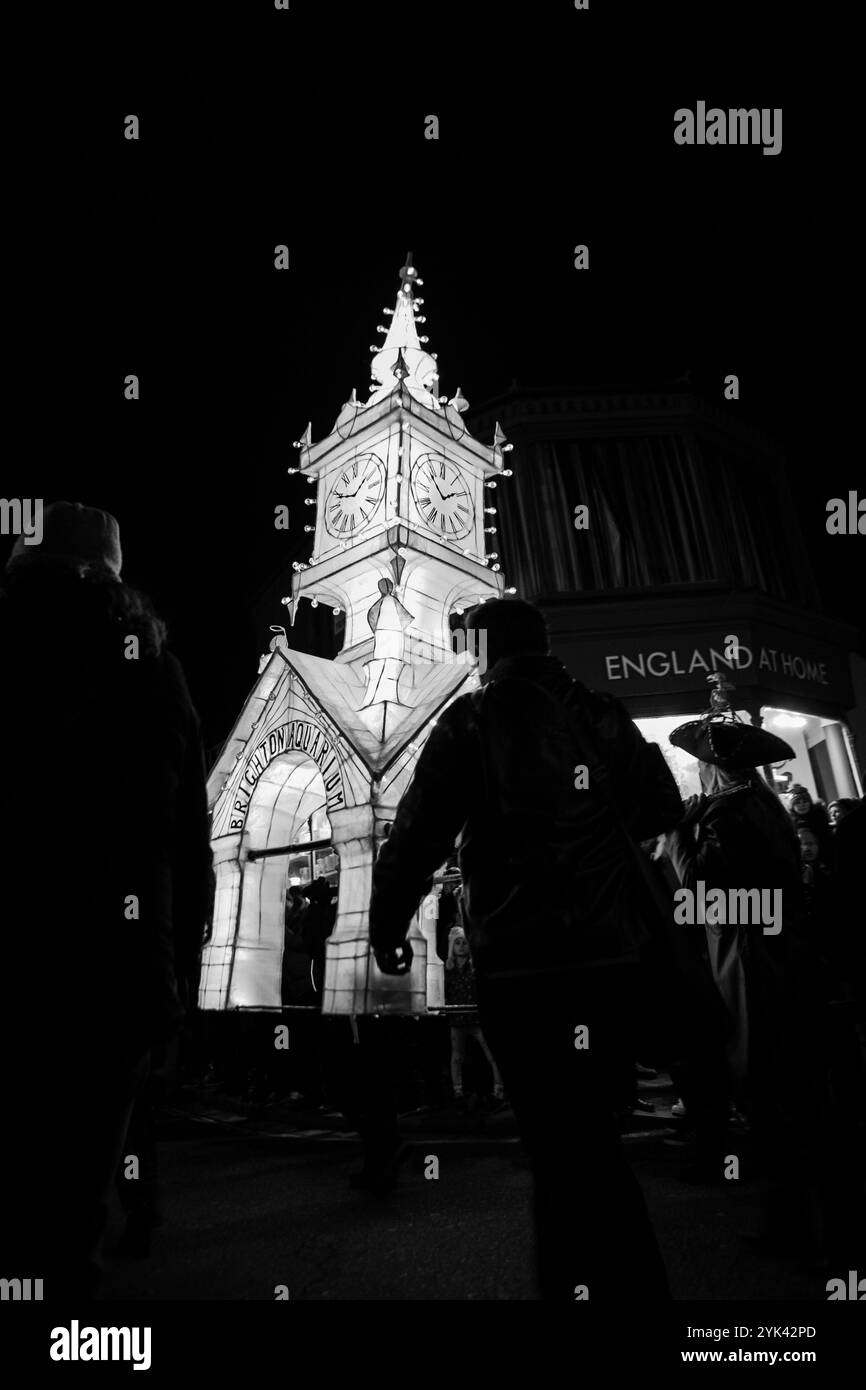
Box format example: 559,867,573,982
692,790,740,829
439,686,484,730
158,647,195,700
566,681,635,737
140,645,198,711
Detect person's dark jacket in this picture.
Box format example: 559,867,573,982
0,564,212,1054
666,779,812,1014
299,896,336,997
369,651,683,978
666,782,803,910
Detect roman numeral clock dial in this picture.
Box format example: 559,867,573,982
410,454,474,540
324,455,385,538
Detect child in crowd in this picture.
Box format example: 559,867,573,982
444,923,505,1105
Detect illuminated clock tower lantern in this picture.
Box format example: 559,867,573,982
199,255,515,1016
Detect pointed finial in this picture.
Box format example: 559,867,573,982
398,252,418,293
493,421,514,452
281,582,300,627
449,386,470,414
293,422,312,449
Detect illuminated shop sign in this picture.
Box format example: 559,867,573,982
565,626,853,706
604,645,829,685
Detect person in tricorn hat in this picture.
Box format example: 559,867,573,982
665,677,826,1249
0,502,212,1294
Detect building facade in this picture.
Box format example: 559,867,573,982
469,385,862,803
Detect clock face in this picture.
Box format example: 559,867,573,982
410,454,474,540
324,455,385,538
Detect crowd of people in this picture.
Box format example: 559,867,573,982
369,606,866,1298
2,503,863,1302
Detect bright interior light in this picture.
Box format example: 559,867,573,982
770,712,808,730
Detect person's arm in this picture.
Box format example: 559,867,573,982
666,800,746,891
369,696,477,965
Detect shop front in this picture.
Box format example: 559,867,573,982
545,589,862,806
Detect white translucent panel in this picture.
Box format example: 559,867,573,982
322,936,374,1015
321,932,428,1016
199,852,243,1010
226,854,288,1008
245,754,327,852
367,933,427,1014
199,944,233,1011
228,944,283,1009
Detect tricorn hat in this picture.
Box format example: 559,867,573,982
670,674,795,769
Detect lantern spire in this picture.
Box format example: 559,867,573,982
398,252,418,293
368,252,440,407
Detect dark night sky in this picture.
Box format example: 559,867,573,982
5,6,858,750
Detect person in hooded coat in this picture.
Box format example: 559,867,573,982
369,597,683,1301
0,502,211,1298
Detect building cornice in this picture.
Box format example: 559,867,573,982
468,388,784,458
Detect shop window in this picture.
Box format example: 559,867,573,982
761,708,862,805
285,810,337,888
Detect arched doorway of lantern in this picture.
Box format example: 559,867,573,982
200,752,339,1012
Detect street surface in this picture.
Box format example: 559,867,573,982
101,1117,825,1301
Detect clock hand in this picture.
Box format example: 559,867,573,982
335,479,368,501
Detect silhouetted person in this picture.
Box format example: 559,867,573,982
0,503,211,1298
666,704,825,1252
369,597,682,1300
444,925,504,1104
300,877,337,997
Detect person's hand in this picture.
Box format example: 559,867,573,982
680,793,705,825
374,941,414,976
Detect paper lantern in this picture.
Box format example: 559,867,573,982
199,256,510,1015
